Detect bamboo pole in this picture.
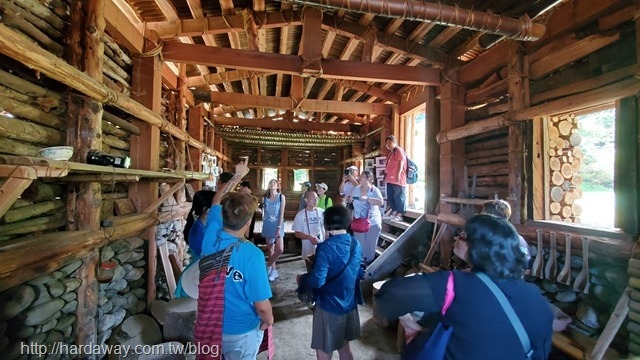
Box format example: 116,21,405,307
0,68,62,101
0,7,63,55
11,0,65,30
102,111,140,135
437,77,640,143
0,136,41,156
0,0,63,39
0,95,64,128
0,24,229,161
0,212,65,235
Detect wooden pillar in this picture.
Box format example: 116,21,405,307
130,38,161,307
439,72,466,214
175,64,187,203
301,6,323,76
425,87,440,214
391,105,400,145
352,144,363,171
188,105,204,191
614,97,639,234
507,41,529,223
67,0,104,356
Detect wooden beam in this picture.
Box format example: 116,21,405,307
163,42,441,85
301,6,323,76
161,63,178,89
213,115,360,132
322,14,450,68
104,0,143,53
145,10,302,39
614,97,639,234
430,26,461,48
459,40,508,85
211,91,392,115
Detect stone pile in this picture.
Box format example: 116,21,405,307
97,237,147,354
1,260,83,360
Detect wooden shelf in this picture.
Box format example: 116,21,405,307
0,155,209,181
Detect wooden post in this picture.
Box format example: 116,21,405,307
614,97,639,234
130,39,161,307
281,149,289,191
67,0,104,356
391,105,400,145
175,64,188,204
425,87,440,214
188,105,204,191
352,144,363,172
439,72,466,214
507,41,529,223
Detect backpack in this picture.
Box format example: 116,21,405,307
406,157,418,185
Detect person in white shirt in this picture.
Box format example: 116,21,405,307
339,165,359,208
292,191,325,269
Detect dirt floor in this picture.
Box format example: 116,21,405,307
257,250,400,360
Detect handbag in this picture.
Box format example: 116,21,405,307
297,236,356,304
403,271,456,360
475,273,533,359
351,201,370,233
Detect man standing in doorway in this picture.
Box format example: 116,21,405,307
383,135,407,222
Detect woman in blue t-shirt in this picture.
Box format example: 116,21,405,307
262,179,285,281
184,190,215,260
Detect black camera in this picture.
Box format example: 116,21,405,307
344,169,351,175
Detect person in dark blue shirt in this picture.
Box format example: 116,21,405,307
375,215,553,360
299,205,362,360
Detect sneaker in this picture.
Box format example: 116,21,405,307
272,269,279,280
393,215,404,222
382,211,396,220
268,268,276,281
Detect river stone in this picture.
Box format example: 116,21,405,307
61,300,77,314
101,246,115,262
126,237,145,250
541,280,559,293
99,282,110,291
112,295,127,307
131,288,146,300
62,292,76,302
135,300,146,314
98,313,116,333
124,293,139,309
589,266,606,277
98,295,109,306
116,251,132,263
98,329,112,346
605,267,628,287
54,315,76,331
27,273,60,286
569,321,597,336
105,289,118,298
130,260,146,268
61,325,73,340
555,291,578,303
24,299,65,326
102,300,114,314
36,317,58,333
113,307,127,327
108,279,128,292
62,279,82,293
129,250,145,262
150,300,168,325
163,298,197,343
44,330,64,345
570,255,583,269
553,301,578,316
98,307,104,319
15,326,35,339
31,285,53,307
122,285,131,294
139,342,187,360
28,332,47,344
46,280,65,298
576,301,602,330
60,260,83,277
117,314,162,349
129,279,145,289
0,284,35,321
112,265,126,282
589,275,608,286
125,268,145,281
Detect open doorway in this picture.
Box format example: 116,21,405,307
404,106,426,211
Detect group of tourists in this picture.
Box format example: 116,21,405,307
176,136,555,359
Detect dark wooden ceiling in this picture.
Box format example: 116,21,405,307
119,0,562,123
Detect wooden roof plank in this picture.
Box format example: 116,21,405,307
213,116,359,132
211,92,392,115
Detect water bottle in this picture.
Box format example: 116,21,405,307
86,149,131,168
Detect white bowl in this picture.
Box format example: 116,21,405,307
38,146,74,161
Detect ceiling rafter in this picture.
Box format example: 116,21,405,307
213,116,360,132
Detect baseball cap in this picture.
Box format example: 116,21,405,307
316,183,328,191
300,181,312,188
346,166,358,171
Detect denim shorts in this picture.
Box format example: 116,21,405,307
222,325,264,360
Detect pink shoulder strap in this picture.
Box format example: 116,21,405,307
441,271,455,315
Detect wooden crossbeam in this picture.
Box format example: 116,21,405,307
211,91,392,115
187,70,274,87
213,116,360,132
105,0,143,53
163,42,440,85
